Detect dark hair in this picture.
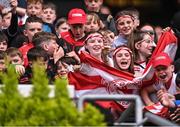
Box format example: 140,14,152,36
55,17,67,29
32,31,57,46
43,2,56,12
25,16,43,29
0,31,8,44
27,47,49,62
57,56,78,66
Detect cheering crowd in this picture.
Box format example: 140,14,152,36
0,0,180,125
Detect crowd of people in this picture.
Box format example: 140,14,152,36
0,0,180,125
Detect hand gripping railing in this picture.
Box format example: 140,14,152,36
77,94,143,127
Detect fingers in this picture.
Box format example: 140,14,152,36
15,65,25,76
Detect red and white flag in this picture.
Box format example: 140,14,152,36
144,102,169,118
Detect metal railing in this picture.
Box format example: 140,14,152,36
77,94,143,127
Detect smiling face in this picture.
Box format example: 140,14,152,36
57,62,69,78
115,48,132,71
85,33,104,58
136,34,155,58
155,65,174,83
116,15,134,36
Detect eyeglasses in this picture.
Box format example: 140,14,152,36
141,30,155,35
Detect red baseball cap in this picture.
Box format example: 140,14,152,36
68,8,86,25
152,52,173,68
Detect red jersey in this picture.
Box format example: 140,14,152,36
19,42,34,67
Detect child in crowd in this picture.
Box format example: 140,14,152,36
85,13,103,33
113,45,134,74
113,10,135,48
6,47,24,65
125,7,140,29
26,0,43,17
55,17,70,38
60,8,87,55
18,16,43,67
19,47,49,84
140,23,157,43
17,0,43,26
84,0,116,34
0,32,8,52
33,31,64,64
84,32,113,67
1,11,12,29
41,2,57,33
130,30,156,77
1,0,18,47
55,56,79,79
99,28,115,47
41,2,56,24
141,52,180,106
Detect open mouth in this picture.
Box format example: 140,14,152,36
121,61,128,65
159,74,167,79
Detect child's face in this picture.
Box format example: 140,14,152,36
136,34,155,58
85,15,100,33
116,16,134,36
43,39,58,56
140,25,155,41
84,0,103,12
115,49,131,71
56,22,69,34
155,65,174,83
27,2,42,17
41,8,56,24
8,55,23,65
57,62,69,78
85,34,104,57
2,12,12,29
24,22,42,42
70,24,85,40
0,41,8,51
103,32,115,46
0,59,6,72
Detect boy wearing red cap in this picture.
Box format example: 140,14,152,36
59,8,86,56
141,52,180,106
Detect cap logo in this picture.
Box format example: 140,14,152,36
155,56,166,61
72,13,83,17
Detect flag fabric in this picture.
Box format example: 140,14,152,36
144,102,169,118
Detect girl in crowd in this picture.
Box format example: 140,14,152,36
129,30,156,77
140,23,157,43
83,32,114,67
55,17,70,38
113,45,134,74
113,10,135,48
84,13,104,33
